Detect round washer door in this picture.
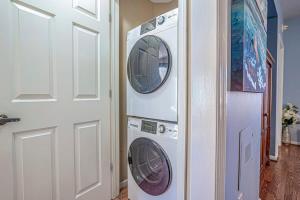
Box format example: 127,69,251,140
127,35,172,94
128,137,172,196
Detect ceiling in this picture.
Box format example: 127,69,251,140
280,0,300,19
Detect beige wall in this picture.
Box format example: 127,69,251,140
119,0,178,182
152,1,178,16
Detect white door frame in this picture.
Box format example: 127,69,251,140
110,0,188,198
216,0,230,199
111,0,229,199
177,0,188,199
187,0,229,199
274,35,285,160
111,0,120,198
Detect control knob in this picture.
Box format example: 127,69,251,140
158,124,166,133
157,16,165,25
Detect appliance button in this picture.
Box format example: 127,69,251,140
158,124,166,133
157,16,165,25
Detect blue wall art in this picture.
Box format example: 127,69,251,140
256,0,268,30
231,0,268,93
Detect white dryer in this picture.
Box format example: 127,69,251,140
127,117,178,200
126,9,178,122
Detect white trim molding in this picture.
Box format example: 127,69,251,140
291,141,300,146
120,180,128,189
269,155,278,161
177,0,188,199
275,36,285,159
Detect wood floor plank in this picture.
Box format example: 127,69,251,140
113,188,128,200
261,145,300,200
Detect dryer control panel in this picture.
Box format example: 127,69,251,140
140,18,157,35
140,8,178,35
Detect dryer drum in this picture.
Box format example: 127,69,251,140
127,35,172,94
128,137,172,196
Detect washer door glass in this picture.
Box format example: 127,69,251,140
127,35,172,94
128,138,172,196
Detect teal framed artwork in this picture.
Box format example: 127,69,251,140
231,0,268,93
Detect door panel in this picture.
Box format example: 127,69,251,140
74,121,101,197
74,0,99,19
14,128,57,200
0,0,111,200
12,2,56,102
73,24,100,100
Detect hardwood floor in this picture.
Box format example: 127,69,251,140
114,145,300,200
114,188,128,200
260,145,300,200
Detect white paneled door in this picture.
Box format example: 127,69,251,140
0,0,111,200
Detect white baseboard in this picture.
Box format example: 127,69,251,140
120,180,128,189
291,141,300,145
269,155,278,161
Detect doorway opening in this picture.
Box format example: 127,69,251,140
114,0,187,199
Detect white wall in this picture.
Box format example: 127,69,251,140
153,1,178,15
226,92,262,200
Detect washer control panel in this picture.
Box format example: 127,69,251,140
128,117,178,138
141,120,157,134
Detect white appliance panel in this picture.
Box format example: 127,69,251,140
126,9,178,122
127,117,178,200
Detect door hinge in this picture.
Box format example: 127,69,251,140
110,162,114,172
109,13,112,23
109,89,112,98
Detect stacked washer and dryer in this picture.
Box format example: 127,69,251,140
126,8,179,200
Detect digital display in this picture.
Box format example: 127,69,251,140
140,18,156,35
141,120,157,134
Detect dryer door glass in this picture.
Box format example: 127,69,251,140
127,35,172,94
128,138,172,196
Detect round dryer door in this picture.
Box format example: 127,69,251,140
127,35,172,94
128,138,172,196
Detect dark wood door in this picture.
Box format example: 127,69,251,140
260,51,274,192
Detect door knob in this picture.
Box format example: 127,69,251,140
0,114,21,126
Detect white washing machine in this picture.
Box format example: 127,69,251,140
126,9,178,122
127,117,178,200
